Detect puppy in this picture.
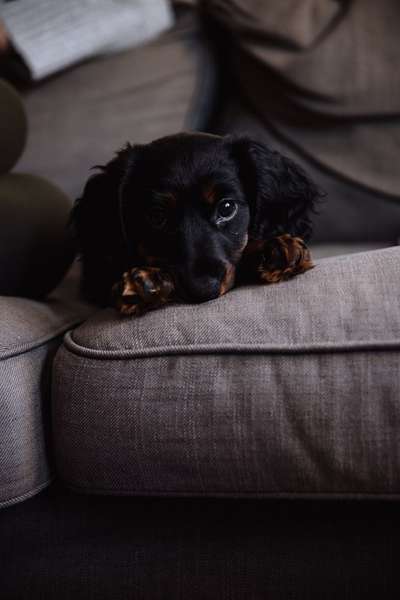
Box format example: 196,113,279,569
72,132,320,315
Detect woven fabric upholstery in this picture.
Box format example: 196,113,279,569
0,267,94,508
204,0,400,199
214,98,400,246
53,247,400,498
17,10,216,200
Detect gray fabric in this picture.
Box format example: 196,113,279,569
311,243,395,260
204,0,400,199
16,10,216,200
0,343,57,508
53,246,400,497
0,263,93,357
0,264,94,508
215,98,400,245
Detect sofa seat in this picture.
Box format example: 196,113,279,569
0,266,94,508
52,247,400,499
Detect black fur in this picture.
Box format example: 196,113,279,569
72,132,321,306
231,136,319,241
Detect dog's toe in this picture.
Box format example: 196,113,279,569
259,234,314,284
113,267,174,316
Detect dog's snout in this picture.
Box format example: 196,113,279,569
174,258,226,303
193,258,225,281
184,276,221,303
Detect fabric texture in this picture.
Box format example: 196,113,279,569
0,265,94,508
204,0,400,199
1,0,173,80
15,10,217,199
1,483,400,599
214,97,400,245
53,247,400,498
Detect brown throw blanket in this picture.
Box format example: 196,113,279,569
204,0,400,198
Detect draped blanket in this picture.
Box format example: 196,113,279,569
205,0,400,197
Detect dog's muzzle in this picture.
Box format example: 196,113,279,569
173,260,235,303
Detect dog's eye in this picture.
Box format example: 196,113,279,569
216,198,237,223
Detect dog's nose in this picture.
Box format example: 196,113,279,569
183,277,221,303
181,258,226,302
174,258,227,303
188,277,220,302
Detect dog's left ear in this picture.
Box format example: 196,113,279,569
229,136,322,241
70,143,140,304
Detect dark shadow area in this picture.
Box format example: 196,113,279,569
1,483,399,599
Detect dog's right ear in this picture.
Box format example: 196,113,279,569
228,135,321,243
71,143,138,304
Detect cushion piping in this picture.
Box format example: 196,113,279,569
0,317,88,360
0,478,53,510
64,331,400,360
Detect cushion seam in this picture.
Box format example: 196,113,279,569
60,481,400,500
64,331,400,360
0,478,53,509
0,318,87,360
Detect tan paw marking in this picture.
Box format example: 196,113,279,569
259,234,314,284
113,267,174,316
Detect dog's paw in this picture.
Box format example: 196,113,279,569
112,267,174,316
259,234,314,284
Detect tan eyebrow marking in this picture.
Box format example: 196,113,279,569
219,262,236,296
152,191,177,209
203,184,217,206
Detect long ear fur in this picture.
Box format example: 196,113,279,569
230,136,322,242
71,144,136,305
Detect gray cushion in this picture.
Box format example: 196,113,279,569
17,10,216,200
53,247,400,498
0,265,93,508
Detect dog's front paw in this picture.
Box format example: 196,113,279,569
259,234,314,284
112,267,174,316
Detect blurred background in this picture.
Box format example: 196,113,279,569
1,0,400,258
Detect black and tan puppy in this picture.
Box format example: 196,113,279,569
72,133,320,315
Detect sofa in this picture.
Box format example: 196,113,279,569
1,3,400,598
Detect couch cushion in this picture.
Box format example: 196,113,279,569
17,9,216,200
0,265,93,508
53,247,400,498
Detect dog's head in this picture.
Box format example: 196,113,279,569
73,132,320,304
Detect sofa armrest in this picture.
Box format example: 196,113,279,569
0,265,94,508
